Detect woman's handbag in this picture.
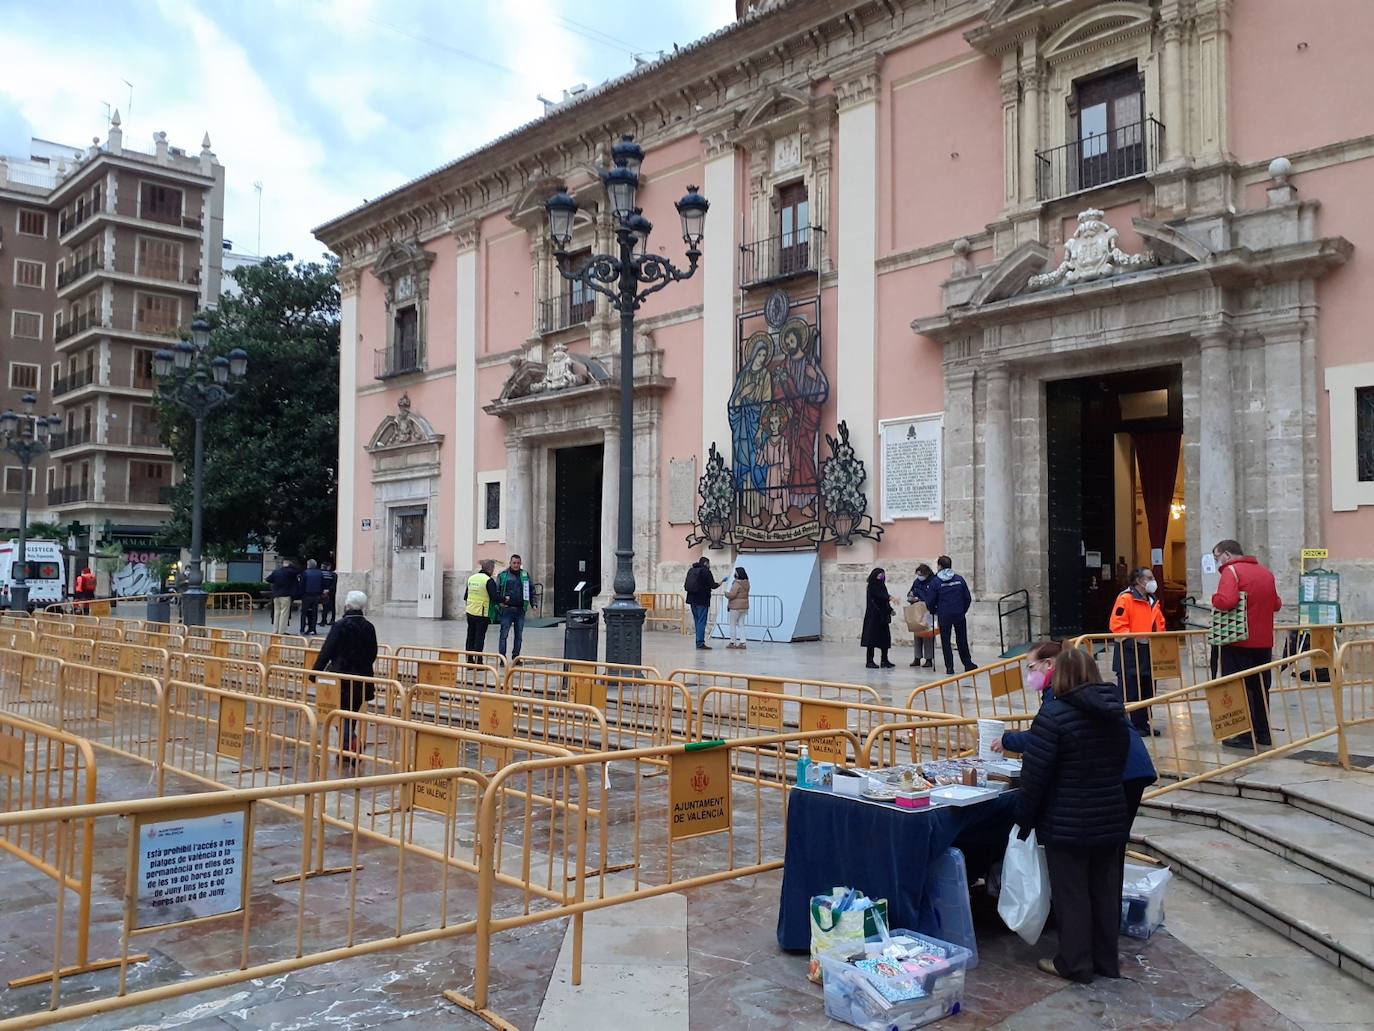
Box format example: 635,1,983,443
1206,566,1249,647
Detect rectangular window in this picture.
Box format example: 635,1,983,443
135,293,180,335
137,237,183,281
565,249,593,325
133,348,157,389
1073,65,1145,190
14,259,45,288
46,467,56,493
131,403,160,446
484,481,501,530
17,209,47,237
3,467,36,494
396,511,426,549
11,311,42,340
777,181,810,276
8,363,40,391
139,182,183,224
1358,386,1374,483
392,305,419,371
477,471,506,542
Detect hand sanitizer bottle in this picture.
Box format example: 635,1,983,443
796,745,812,789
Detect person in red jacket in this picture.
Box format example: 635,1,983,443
1211,539,1282,749
1109,568,1167,736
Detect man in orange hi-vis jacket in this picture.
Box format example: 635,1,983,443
1110,567,1166,737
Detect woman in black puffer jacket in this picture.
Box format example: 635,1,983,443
1015,647,1131,984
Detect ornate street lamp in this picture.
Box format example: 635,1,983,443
152,317,249,625
0,394,54,611
544,135,709,666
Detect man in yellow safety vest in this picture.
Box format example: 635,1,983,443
464,559,499,660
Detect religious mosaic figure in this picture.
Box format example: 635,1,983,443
776,317,829,518
728,332,774,518
756,402,792,531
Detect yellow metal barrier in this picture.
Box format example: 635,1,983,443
501,665,692,753
33,634,95,665
56,663,165,779
372,653,502,692
637,592,688,634
860,714,1036,769
205,591,256,622
0,625,35,652
409,681,611,756
906,653,1048,719
394,644,508,670
670,667,882,709
0,651,63,726
263,664,409,725
507,654,663,682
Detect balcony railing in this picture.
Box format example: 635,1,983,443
58,204,101,236
126,425,165,447
119,483,174,506
57,254,105,287
54,311,106,342
140,208,204,231
739,226,825,288
374,341,423,379
50,426,93,450
48,485,91,506
1035,117,1164,202
539,294,594,335
53,367,96,396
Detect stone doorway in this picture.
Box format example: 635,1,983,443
389,505,426,603
552,443,604,615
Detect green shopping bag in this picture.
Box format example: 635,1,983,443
1207,567,1249,647
808,889,889,984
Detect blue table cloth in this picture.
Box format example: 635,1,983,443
777,786,1018,951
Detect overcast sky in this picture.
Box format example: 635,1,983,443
0,0,736,262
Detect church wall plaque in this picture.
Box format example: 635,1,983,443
879,414,943,522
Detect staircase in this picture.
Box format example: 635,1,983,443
1132,761,1374,988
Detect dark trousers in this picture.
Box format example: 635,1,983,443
691,603,710,645
912,633,935,664
498,607,525,658
465,614,490,657
1044,842,1124,982
300,594,319,635
320,593,335,625
1220,645,1274,745
940,615,974,674
1113,640,1155,733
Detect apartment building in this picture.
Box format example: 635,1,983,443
0,115,225,578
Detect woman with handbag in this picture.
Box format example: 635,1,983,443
861,567,898,669
725,566,751,650
311,590,379,762
906,563,937,668
1015,646,1131,983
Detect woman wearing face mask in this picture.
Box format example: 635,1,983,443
1109,568,1167,737
861,567,898,669
906,563,937,668
995,640,1157,832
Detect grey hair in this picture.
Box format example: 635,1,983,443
307,559,318,569
479,558,496,574
344,590,367,611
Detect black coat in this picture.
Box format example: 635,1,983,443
265,566,298,599
313,613,378,680
684,564,719,607
860,579,893,649
1015,682,1131,847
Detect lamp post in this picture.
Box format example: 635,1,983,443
545,134,709,665
152,318,249,626
0,395,55,612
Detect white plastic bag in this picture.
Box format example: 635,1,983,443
997,825,1051,945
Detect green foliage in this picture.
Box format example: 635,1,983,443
94,542,124,575
157,255,340,562
22,521,66,541
205,581,268,596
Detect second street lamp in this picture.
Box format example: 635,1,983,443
544,136,709,666
0,394,54,612
153,317,249,626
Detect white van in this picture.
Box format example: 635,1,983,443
0,539,66,610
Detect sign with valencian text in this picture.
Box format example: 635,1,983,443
669,746,731,841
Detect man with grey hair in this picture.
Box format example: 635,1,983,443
313,590,378,758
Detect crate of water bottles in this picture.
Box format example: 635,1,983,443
819,915,971,1031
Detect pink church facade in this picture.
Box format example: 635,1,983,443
314,0,1374,642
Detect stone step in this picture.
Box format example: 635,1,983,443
1141,789,1374,898
1131,815,1374,987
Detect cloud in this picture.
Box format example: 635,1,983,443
0,1,738,260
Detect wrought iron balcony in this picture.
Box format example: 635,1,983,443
374,341,423,379
48,484,91,506
50,426,93,450
54,310,107,342
57,254,106,287
1035,117,1164,202
538,294,594,335
58,203,101,236
739,226,825,288
53,367,96,396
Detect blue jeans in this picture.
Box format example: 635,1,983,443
498,607,525,658
691,604,709,645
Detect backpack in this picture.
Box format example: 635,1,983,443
683,565,702,595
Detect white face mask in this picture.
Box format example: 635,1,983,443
1145,579,1158,595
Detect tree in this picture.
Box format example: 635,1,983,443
157,255,339,562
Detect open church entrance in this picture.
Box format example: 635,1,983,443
1046,364,1187,637
552,443,603,616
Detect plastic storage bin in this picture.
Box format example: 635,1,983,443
820,927,970,1031
1120,862,1173,940
922,848,978,969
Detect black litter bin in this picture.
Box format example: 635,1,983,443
146,595,172,624
564,608,599,662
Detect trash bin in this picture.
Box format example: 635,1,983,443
564,608,599,662
146,595,172,624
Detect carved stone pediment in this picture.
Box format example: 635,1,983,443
372,240,435,311
367,393,441,450
498,345,611,401
1027,208,1156,291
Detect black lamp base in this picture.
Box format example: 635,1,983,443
602,600,647,668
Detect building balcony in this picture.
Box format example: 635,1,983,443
106,483,175,506
49,426,93,451
1034,117,1164,202
53,368,97,397
538,294,594,335
54,310,106,343
59,198,207,247
57,254,103,288
57,203,100,237
56,256,202,299
48,484,91,507
54,306,188,350
374,341,423,380
739,226,825,289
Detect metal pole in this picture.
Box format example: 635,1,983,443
12,452,31,612
183,412,207,626
602,229,647,666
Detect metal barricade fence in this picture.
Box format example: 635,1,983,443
0,651,63,726
1067,630,1212,713
246,631,310,667
0,768,491,1028
0,625,35,652
182,634,264,664
507,654,664,682
393,645,509,671
694,685,962,763
171,654,268,695
56,664,165,779
861,714,1037,769
637,592,688,634
184,625,249,643
372,653,501,692
90,641,170,680
205,591,255,622
34,635,95,665
706,593,785,642
671,667,882,710
408,682,611,755
1338,638,1374,727
0,713,113,993
501,666,692,753
906,653,1046,719
264,665,409,728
